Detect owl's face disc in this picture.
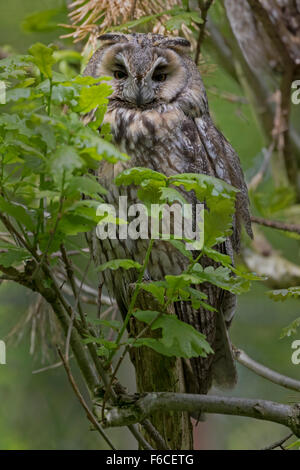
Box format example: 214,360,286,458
93,33,192,109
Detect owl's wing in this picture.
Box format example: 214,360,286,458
194,114,253,251
182,114,253,392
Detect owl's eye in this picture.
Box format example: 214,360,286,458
114,70,128,80
152,73,167,82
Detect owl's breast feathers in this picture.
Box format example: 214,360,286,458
97,95,251,395
103,101,252,248
103,100,208,174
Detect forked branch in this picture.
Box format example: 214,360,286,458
99,392,300,438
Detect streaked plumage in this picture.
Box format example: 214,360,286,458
84,33,252,394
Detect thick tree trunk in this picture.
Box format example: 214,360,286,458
129,289,193,450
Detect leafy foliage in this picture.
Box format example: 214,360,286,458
280,318,300,338
0,41,261,371
266,288,300,337
97,259,142,271
0,45,125,259
132,310,213,358
267,287,300,301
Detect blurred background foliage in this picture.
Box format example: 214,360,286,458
0,0,299,450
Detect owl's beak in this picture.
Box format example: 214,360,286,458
136,80,155,106
135,87,144,107
124,77,155,106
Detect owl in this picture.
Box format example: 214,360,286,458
84,33,252,395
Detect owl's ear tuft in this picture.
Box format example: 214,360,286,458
159,37,191,54
98,33,129,45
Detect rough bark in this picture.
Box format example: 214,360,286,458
128,288,193,450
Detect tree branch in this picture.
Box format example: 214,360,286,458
261,432,294,451
195,0,214,65
233,347,300,393
242,236,300,289
250,216,300,236
99,392,300,437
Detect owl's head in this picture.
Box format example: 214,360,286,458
85,33,197,109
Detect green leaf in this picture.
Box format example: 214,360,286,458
115,167,167,187
137,179,167,205
0,248,31,267
166,11,203,30
0,55,31,80
169,173,238,201
280,318,300,338
187,287,211,310
140,282,166,305
66,175,107,198
75,83,112,114
47,145,84,183
267,286,300,301
204,201,234,247
0,113,34,138
97,259,142,272
132,310,213,358
75,129,129,163
28,43,55,79
158,187,187,205
0,197,35,231
5,88,31,102
203,247,233,267
59,214,95,235
35,123,56,151
169,173,237,247
190,264,252,295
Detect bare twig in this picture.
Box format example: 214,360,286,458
0,232,15,244
207,86,248,104
60,244,91,361
57,271,113,306
142,419,170,450
0,214,36,257
32,357,74,374
0,234,152,450
128,424,153,450
261,432,294,451
51,248,90,258
195,0,214,65
97,282,103,319
58,348,116,450
234,347,300,393
250,216,300,236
